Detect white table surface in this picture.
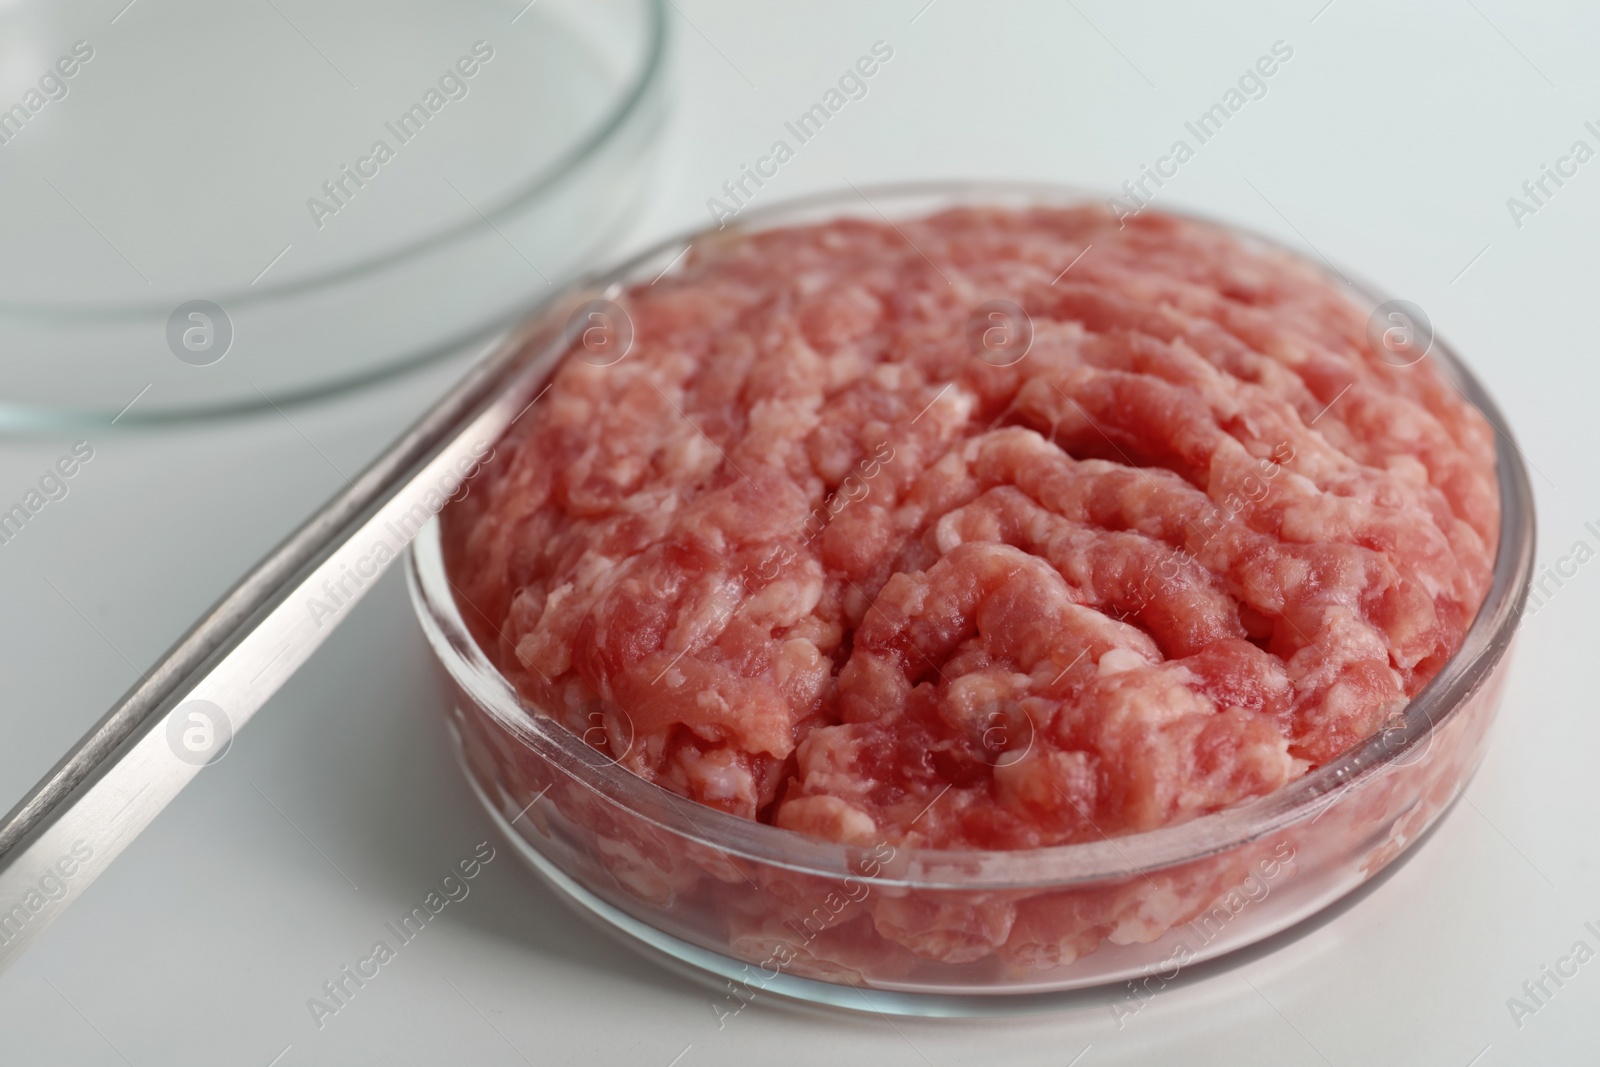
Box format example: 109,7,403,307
2,2,1597,1064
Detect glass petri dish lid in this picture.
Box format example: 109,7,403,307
0,0,666,425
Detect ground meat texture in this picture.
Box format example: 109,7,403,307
442,204,1499,850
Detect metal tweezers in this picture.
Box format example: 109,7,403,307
0,291,586,971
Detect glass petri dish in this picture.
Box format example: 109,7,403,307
0,0,666,426
407,182,1535,1014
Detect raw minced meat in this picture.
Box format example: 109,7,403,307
442,204,1499,854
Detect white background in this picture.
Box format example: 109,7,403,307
1,2,1597,1064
